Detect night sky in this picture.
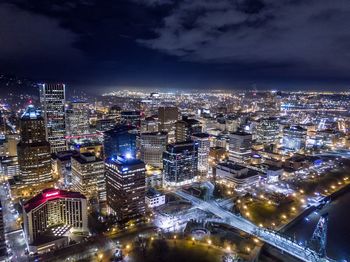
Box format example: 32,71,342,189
1,0,350,92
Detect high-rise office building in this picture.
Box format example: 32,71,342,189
228,131,252,162
39,83,67,153
255,117,280,144
108,105,121,124
120,111,142,128
96,118,117,132
163,141,198,187
4,134,20,157
192,133,210,175
175,117,202,142
140,131,168,168
105,156,146,222
17,105,52,185
71,138,104,159
65,101,90,138
141,116,158,133
103,125,137,159
282,125,307,152
158,107,178,132
23,189,88,245
51,150,79,187
71,152,105,202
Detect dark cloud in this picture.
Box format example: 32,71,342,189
0,3,84,79
139,0,350,76
1,0,350,92
132,0,174,6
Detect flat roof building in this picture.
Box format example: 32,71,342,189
71,152,105,202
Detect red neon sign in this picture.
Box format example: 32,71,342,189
44,191,59,198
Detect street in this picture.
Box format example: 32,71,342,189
0,182,27,262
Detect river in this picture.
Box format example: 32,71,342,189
284,187,350,261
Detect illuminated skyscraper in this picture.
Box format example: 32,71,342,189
140,131,168,168
158,106,178,132
65,101,90,137
141,116,158,133
163,141,198,186
39,83,67,153
192,133,210,175
175,117,202,143
228,131,252,162
17,105,52,185
120,110,142,128
255,117,280,144
105,156,146,222
71,152,105,202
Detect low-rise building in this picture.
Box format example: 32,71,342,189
215,161,265,189
145,188,165,208
266,166,284,183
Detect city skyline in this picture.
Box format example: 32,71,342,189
1,1,350,92
1,1,350,262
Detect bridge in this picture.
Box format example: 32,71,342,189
175,190,335,262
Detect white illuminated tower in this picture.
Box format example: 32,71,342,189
39,83,67,153
191,133,210,175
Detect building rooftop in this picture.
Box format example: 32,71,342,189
284,125,307,131
141,131,168,136
31,234,68,247
217,161,246,171
107,155,145,166
230,131,251,136
166,141,197,153
51,150,79,161
121,110,141,116
21,105,42,120
104,124,136,135
72,152,102,164
192,132,210,139
146,188,163,198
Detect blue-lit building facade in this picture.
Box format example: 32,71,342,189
103,125,137,159
163,141,198,187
